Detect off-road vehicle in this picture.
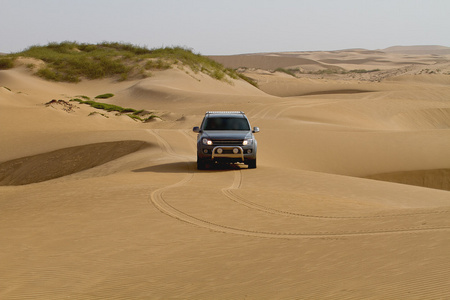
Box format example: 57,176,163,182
193,111,259,170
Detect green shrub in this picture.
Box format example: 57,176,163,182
128,114,142,121
145,59,172,70
144,115,159,121
311,69,341,75
211,69,225,80
75,95,91,100
132,110,144,115
225,68,239,80
349,69,380,73
237,73,258,88
0,57,15,69
95,93,114,99
70,96,159,122
71,98,136,113
275,68,297,77
37,67,62,81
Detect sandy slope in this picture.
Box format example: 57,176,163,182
1,48,450,299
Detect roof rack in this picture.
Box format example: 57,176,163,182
206,111,245,115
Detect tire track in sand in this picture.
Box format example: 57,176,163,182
148,130,450,239
222,174,450,220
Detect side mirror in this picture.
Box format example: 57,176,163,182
252,127,260,133
193,126,201,133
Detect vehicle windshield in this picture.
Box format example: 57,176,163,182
203,117,250,131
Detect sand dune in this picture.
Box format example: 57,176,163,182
383,45,450,55
367,169,450,191
209,54,327,70
211,45,450,76
1,46,450,299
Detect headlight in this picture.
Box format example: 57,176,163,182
202,138,213,145
243,139,253,146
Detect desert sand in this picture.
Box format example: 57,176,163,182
1,46,450,299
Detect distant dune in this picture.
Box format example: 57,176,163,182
382,45,450,55
1,45,450,299
208,54,328,70
210,45,450,75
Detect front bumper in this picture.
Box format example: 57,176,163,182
212,146,244,160
198,144,256,162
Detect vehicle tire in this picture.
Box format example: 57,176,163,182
197,157,207,170
247,158,256,169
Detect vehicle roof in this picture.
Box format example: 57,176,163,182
205,111,247,118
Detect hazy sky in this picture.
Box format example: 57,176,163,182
1,0,449,55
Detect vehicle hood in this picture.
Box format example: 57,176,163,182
202,130,252,140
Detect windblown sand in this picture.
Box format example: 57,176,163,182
1,48,450,299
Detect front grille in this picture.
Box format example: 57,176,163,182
221,149,236,154
212,139,243,145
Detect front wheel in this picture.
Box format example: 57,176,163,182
246,158,256,169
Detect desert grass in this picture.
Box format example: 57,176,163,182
69,96,158,122
70,98,136,113
0,57,15,69
274,67,382,77
94,93,115,99
5,42,241,83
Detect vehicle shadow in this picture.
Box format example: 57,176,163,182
133,161,245,173
200,162,244,171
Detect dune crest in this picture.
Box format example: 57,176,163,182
367,169,450,191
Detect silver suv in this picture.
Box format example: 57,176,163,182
193,111,259,169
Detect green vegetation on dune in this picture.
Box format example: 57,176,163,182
69,95,159,122
0,57,15,69
4,42,247,84
94,93,115,99
236,73,258,88
71,98,136,113
274,67,382,77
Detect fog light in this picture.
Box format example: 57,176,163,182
233,148,239,154
203,149,208,154
247,149,252,154
217,148,223,154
